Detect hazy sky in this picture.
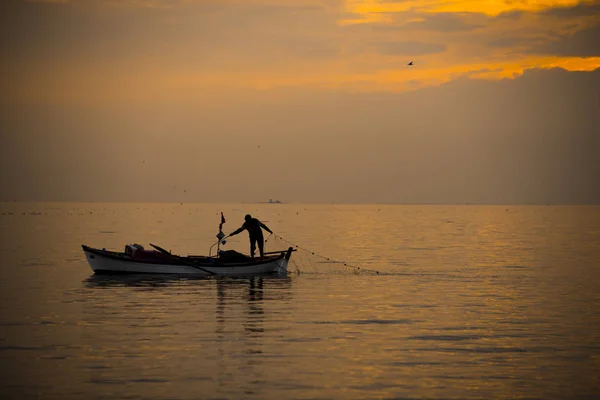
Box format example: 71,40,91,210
1,0,599,203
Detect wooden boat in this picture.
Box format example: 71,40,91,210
82,243,294,277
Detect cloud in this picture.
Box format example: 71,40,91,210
338,1,600,65
529,24,600,56
2,0,600,105
538,0,600,18
22,0,73,3
401,12,485,32
376,41,446,56
487,23,600,57
23,0,342,9
342,0,600,22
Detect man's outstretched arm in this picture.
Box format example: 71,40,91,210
260,222,273,234
229,226,245,236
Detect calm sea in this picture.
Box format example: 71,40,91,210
0,203,599,399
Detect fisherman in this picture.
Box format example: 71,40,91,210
228,214,273,258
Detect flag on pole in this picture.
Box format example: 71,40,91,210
219,212,226,231
216,212,226,240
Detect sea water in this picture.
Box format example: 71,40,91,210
0,203,599,399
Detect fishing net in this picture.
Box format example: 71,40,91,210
263,234,381,276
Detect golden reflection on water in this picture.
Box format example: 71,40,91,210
0,203,598,399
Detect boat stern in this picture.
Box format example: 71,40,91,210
276,247,295,275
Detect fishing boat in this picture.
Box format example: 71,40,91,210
81,243,295,277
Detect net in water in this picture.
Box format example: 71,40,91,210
264,234,380,276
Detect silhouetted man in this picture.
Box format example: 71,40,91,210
228,214,273,258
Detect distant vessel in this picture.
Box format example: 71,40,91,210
242,199,284,204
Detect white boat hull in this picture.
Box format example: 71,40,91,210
82,246,291,277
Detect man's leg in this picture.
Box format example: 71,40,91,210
250,237,257,258
257,235,265,258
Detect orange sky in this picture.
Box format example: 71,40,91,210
2,0,599,104
344,0,593,17
1,0,599,203
337,0,600,88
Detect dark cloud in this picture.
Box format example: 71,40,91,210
492,9,524,21
486,36,545,50
485,1,600,56
391,67,600,204
401,12,484,32
488,24,600,56
376,41,446,56
539,1,600,18
343,10,485,33
487,37,523,48
529,24,600,56
529,1,600,57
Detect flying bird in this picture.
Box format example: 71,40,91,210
408,61,413,66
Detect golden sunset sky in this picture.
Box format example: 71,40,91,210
1,0,599,203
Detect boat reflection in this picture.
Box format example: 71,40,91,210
83,273,291,289
214,277,267,393
79,274,293,396
216,277,267,338
83,273,191,288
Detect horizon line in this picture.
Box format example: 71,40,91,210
1,200,599,206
